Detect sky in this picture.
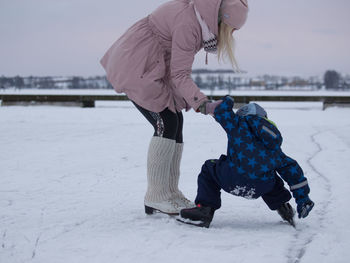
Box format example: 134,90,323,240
0,0,349,77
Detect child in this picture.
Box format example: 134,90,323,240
179,96,314,228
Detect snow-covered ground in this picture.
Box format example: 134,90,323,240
1,101,350,263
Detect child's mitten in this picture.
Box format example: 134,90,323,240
296,197,314,218
291,180,314,218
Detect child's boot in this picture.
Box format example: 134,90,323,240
277,202,296,227
179,204,215,228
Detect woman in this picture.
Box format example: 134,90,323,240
100,0,249,215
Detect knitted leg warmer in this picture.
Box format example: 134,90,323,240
144,136,175,203
169,143,194,208
169,143,184,196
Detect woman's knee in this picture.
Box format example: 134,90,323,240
159,109,179,140
159,109,184,143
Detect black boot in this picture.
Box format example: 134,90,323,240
178,204,215,228
277,202,296,227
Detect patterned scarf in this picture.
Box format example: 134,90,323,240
194,6,218,54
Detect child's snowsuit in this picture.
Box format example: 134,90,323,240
195,97,310,210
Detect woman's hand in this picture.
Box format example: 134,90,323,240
197,100,223,115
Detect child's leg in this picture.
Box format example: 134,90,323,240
195,160,222,210
261,173,291,210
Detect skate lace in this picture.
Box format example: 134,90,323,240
168,199,180,209
179,196,192,205
175,196,195,209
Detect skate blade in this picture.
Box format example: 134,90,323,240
287,218,296,228
145,205,179,216
176,218,210,228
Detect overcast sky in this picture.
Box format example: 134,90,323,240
1,0,349,77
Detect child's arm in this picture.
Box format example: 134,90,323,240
213,96,240,134
276,155,308,192
276,154,314,218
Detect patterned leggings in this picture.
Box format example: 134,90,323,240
132,102,184,143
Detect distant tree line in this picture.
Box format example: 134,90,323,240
1,70,349,90
0,76,112,90
192,70,349,91
192,69,237,74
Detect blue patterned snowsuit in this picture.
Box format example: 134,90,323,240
195,97,310,210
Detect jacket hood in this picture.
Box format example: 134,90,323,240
193,0,222,37
220,0,248,30
193,0,248,36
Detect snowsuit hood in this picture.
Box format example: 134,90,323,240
236,102,267,118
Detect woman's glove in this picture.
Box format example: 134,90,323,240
296,197,314,218
197,100,223,115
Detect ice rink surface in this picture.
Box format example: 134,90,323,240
1,100,350,263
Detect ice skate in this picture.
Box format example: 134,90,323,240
144,199,180,215
277,202,296,227
177,204,215,228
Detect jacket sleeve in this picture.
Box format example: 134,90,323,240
213,96,240,134
170,25,208,110
276,153,310,202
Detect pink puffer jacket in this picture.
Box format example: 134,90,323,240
100,0,248,113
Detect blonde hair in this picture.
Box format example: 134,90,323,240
217,22,240,72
